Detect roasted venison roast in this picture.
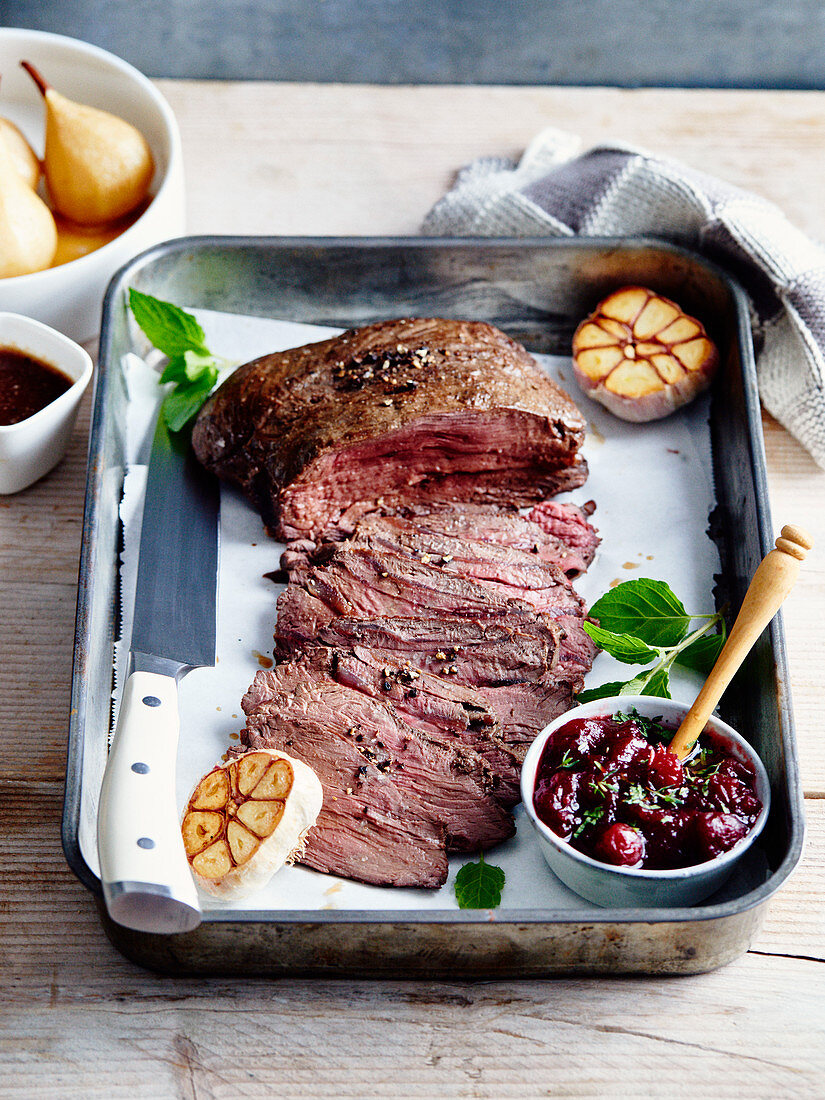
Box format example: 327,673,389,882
216,318,601,889
192,318,588,539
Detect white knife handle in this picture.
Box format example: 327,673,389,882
97,671,201,933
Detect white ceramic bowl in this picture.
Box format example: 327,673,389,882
520,696,771,908
0,311,93,493
0,29,185,341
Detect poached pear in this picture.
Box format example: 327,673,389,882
0,128,57,278
21,61,154,226
0,116,40,190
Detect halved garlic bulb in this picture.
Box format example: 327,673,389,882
572,286,720,422
182,749,323,899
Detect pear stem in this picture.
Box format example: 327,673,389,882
20,61,50,98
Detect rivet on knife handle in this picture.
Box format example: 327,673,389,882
97,670,201,933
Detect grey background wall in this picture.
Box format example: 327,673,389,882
2,0,822,87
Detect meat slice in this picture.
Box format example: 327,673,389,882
287,514,577,591
283,503,599,584
286,542,582,619
245,707,448,888
278,610,564,686
476,681,577,759
528,499,601,564
275,542,593,680
275,584,339,649
324,649,521,806
241,661,516,885
377,502,599,578
315,614,586,742
192,318,587,539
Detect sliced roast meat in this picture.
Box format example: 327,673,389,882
283,542,582,621
282,611,592,748
244,708,448,888
476,680,579,760
286,514,580,591
279,611,565,687
554,615,599,678
528,499,601,563
301,459,587,536
275,584,337,651
242,661,516,886
378,501,598,578
275,541,594,681
192,317,587,539
325,648,521,806
243,662,515,838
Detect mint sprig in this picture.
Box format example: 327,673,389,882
454,854,505,909
579,578,726,702
128,288,231,432
129,288,209,357
589,578,692,647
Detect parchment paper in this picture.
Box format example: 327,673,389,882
107,307,720,913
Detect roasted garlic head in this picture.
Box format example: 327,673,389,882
182,750,323,899
572,286,720,422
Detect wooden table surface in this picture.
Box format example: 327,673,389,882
2,83,824,1097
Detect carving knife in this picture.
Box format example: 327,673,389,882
97,413,219,934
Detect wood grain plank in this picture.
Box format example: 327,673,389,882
762,412,825,795
1,953,823,1098
752,798,825,959
0,582,78,782
156,84,825,242
1,779,821,1005
0,392,91,587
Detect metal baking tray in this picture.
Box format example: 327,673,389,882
63,236,804,976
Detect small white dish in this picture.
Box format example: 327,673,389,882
0,311,93,493
0,29,185,341
520,695,771,909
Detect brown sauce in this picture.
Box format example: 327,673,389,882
0,348,73,426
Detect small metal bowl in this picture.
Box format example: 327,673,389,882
520,695,771,908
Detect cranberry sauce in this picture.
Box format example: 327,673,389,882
532,711,762,870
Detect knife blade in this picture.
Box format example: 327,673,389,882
97,413,219,934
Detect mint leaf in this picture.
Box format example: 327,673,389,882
579,579,725,703
159,355,188,384
675,629,726,676
129,288,208,357
128,291,230,431
589,579,690,647
183,348,219,382
162,373,217,432
620,665,671,698
576,680,634,703
583,622,659,664
454,855,505,909
577,666,671,703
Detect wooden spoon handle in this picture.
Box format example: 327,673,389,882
669,524,813,760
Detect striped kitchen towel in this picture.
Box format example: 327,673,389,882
423,128,825,469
